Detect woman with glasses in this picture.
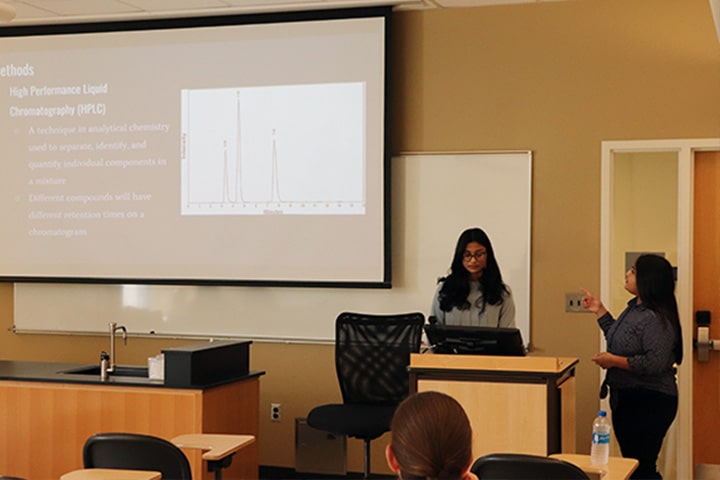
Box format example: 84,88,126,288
581,254,682,479
430,227,516,328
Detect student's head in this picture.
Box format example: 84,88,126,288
631,253,683,364
451,228,502,284
385,391,474,480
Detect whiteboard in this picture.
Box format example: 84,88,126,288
14,152,532,344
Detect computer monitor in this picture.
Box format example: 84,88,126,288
424,323,527,356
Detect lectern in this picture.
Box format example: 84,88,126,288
409,354,578,457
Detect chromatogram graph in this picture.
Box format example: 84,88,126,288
180,83,367,215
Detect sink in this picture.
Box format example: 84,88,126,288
61,365,149,378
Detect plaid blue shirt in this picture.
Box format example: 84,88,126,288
598,297,678,396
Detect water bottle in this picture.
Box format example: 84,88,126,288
590,410,611,465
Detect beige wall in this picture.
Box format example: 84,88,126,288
1,0,719,474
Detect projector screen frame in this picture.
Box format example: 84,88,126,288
0,6,393,289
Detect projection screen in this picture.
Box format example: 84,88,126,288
0,8,391,287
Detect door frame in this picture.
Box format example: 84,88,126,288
601,138,720,480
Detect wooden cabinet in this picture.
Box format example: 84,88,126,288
0,376,260,480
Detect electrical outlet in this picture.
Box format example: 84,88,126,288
271,402,281,422
565,293,585,313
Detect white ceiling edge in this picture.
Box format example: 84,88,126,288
0,0,430,27
0,0,714,35
0,0,588,27
711,0,720,45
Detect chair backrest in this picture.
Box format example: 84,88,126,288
83,432,192,480
334,311,424,405
470,453,590,480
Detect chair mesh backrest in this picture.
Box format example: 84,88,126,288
471,453,590,480
83,432,192,480
335,311,424,405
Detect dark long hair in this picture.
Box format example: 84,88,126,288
635,254,683,365
438,227,508,311
390,391,473,480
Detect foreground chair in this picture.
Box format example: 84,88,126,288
307,311,425,479
83,432,192,480
470,453,590,480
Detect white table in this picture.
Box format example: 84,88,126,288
550,453,639,480
60,468,161,480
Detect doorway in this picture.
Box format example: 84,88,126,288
602,139,720,480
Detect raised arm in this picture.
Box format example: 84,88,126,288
580,287,608,318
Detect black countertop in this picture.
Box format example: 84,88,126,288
0,360,263,389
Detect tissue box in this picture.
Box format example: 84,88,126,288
148,354,164,380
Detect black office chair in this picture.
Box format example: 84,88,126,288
307,311,425,479
83,432,192,480
471,453,590,480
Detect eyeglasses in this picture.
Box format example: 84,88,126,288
463,251,487,261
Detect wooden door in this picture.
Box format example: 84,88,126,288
693,150,720,477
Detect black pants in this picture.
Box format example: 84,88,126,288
610,388,678,480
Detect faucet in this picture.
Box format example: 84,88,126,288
108,322,127,373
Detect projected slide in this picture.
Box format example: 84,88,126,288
181,83,366,215
0,10,388,284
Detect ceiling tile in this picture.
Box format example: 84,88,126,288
123,0,233,11
3,2,54,19
15,0,142,16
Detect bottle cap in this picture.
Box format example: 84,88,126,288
598,410,607,417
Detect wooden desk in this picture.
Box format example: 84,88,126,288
60,468,161,480
0,375,260,480
550,454,639,480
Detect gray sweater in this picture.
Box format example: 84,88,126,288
430,280,516,328
598,298,678,397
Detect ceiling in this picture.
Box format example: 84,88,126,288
0,0,717,45
0,0,571,26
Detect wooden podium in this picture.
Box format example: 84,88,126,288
409,354,579,458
